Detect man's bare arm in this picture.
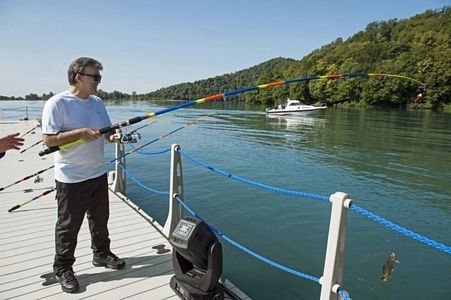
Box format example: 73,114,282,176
42,128,99,147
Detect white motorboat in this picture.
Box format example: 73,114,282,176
266,99,327,114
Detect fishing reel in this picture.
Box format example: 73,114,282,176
34,175,43,184
120,131,141,144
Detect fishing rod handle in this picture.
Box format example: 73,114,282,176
38,136,86,156
38,129,103,156
42,189,55,196
8,205,20,213
38,146,59,156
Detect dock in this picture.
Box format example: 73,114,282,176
0,120,248,300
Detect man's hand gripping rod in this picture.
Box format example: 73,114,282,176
38,116,143,156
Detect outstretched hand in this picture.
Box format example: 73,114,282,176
0,133,24,152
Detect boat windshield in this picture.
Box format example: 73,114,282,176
287,101,303,106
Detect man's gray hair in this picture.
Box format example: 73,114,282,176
68,57,103,85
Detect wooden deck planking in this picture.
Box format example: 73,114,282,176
0,119,249,300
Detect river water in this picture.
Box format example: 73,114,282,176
2,100,450,299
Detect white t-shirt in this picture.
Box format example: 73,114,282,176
41,90,112,183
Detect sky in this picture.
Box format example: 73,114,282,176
0,0,448,97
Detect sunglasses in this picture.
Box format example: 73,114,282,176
79,72,102,82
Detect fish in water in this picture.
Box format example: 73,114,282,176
381,252,397,281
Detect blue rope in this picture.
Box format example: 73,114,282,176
119,164,169,196
119,165,352,297
127,145,171,156
119,165,312,276
108,146,169,164
174,195,322,284
350,203,451,255
178,149,330,202
338,288,352,300
119,168,322,284
178,149,451,255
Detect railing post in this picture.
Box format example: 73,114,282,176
320,192,352,300
112,129,126,195
163,144,184,238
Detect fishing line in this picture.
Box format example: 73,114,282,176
108,112,214,164
38,72,425,157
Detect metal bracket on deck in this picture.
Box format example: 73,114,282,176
320,192,352,300
163,144,184,238
112,129,126,194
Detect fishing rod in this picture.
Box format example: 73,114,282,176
38,72,425,157
8,188,55,212
0,187,55,194
0,165,54,192
20,140,43,153
21,125,38,137
4,116,204,212
377,74,426,87
2,115,200,193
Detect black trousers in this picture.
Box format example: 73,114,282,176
53,173,111,273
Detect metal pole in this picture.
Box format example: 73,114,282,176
320,192,352,300
163,144,184,238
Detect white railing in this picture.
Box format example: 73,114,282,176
319,192,351,300
163,144,184,238
161,144,350,300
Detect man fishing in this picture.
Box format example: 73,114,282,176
41,57,124,293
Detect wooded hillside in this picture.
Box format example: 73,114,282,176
146,7,450,107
